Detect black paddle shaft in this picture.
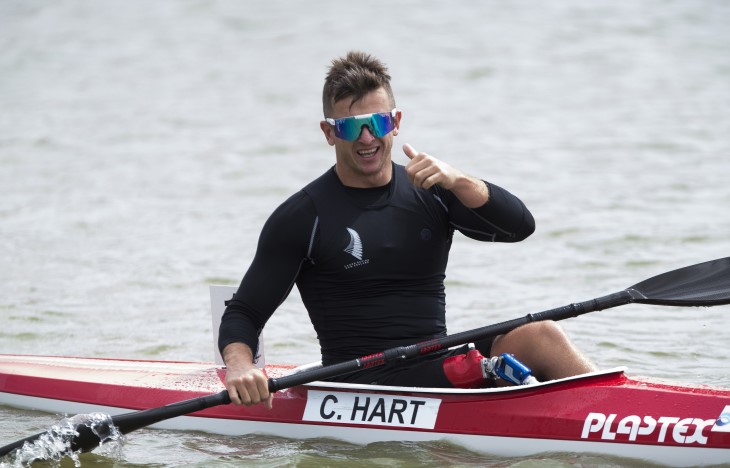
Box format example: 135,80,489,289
267,290,633,391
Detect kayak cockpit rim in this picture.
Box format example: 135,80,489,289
290,363,631,394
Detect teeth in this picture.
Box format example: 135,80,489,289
358,148,378,156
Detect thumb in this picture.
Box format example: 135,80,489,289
403,143,418,160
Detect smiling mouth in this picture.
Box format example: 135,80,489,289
357,147,379,158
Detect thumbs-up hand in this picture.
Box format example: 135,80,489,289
403,143,459,190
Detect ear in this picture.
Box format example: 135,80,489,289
392,109,403,136
320,121,336,146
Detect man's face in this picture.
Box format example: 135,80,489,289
320,87,401,188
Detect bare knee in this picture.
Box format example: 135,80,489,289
491,321,596,381
526,321,571,345
492,321,567,355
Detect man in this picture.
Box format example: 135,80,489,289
219,51,595,409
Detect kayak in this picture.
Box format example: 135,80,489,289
3,258,730,465
1,353,729,467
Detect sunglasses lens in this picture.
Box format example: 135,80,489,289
333,119,362,141
369,113,395,138
333,112,395,141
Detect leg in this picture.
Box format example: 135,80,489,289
490,321,596,382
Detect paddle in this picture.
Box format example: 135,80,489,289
269,256,730,389
2,256,729,459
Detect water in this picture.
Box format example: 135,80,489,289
1,0,729,466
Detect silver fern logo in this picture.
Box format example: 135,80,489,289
343,227,369,269
344,228,363,260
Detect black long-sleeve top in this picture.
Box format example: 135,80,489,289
218,163,534,367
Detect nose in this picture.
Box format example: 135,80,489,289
357,125,376,143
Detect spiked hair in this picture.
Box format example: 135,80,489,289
322,51,396,117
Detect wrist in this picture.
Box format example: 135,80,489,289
222,342,256,370
451,176,489,208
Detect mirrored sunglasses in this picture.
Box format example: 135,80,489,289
325,109,398,141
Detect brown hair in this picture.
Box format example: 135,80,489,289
322,51,395,117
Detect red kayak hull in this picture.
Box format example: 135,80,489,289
1,354,728,466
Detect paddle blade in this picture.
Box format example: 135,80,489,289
0,391,231,460
0,413,118,459
628,257,730,306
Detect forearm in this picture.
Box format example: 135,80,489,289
218,298,264,360
468,182,535,241
449,173,490,209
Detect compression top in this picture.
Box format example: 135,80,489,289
218,162,535,366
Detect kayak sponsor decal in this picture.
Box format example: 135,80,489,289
303,390,441,429
581,412,717,445
712,405,730,433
